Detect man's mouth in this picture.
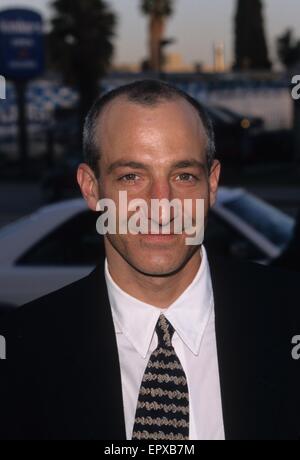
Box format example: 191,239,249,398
138,233,178,243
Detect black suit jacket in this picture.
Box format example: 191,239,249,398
0,253,300,440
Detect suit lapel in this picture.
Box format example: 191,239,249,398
71,264,127,440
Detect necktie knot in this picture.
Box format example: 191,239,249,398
156,315,175,348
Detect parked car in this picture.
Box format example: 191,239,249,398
0,188,295,310
203,105,264,162
214,106,264,133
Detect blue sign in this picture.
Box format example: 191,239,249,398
0,8,44,80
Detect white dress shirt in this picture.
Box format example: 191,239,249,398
105,247,225,441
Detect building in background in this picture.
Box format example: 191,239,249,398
214,42,226,73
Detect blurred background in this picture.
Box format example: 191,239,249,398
0,0,300,311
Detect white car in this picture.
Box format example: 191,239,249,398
0,188,295,310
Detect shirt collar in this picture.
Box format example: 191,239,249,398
105,247,214,359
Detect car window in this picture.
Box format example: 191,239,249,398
221,194,295,249
205,212,268,262
17,211,105,266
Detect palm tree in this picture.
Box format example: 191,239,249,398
141,0,174,72
277,29,300,71
234,0,271,70
49,0,116,140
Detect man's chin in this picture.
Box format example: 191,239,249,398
129,263,183,278
126,251,197,278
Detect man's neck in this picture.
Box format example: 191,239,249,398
105,245,202,309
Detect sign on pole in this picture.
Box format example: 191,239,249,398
0,8,44,80
0,8,45,174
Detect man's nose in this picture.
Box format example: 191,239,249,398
149,179,172,201
148,180,175,227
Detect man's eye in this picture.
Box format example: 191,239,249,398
119,174,139,182
176,173,197,182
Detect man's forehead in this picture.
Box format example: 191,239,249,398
98,95,205,133
95,95,208,170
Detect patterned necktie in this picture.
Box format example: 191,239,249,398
132,315,189,440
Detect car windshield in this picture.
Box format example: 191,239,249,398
222,193,295,249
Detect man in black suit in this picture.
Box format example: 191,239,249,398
1,80,300,440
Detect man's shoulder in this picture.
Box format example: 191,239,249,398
208,251,300,320
0,268,99,334
239,257,299,294
208,250,300,291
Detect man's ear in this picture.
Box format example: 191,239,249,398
77,163,100,211
209,160,221,208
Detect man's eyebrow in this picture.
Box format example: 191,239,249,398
106,159,207,174
106,161,148,174
172,160,207,170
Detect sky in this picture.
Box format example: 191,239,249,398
0,0,299,67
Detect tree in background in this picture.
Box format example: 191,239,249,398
141,0,174,73
49,0,116,142
234,0,271,71
277,29,300,71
